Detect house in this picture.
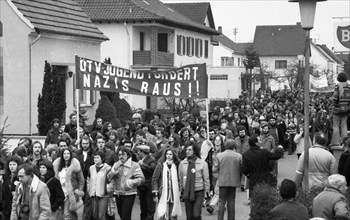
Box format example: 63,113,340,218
0,0,108,135
209,26,247,99
253,22,343,90
76,0,219,109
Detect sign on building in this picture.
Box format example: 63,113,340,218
334,22,350,53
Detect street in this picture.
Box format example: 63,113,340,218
77,152,298,220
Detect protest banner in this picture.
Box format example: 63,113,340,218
75,56,208,98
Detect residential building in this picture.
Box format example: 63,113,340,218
1,0,107,135
76,0,219,110
211,26,247,99
253,22,343,90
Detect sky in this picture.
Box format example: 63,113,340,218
162,0,350,49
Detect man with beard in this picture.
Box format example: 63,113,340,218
235,126,250,191
78,136,95,220
92,117,103,132
64,113,78,140
259,122,279,187
268,116,285,149
25,141,50,176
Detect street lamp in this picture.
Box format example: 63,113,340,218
289,0,326,190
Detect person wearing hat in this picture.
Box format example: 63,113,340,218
212,139,242,220
136,144,157,220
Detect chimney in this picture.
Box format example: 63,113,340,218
218,26,222,33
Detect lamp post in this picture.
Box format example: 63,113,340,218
289,0,326,190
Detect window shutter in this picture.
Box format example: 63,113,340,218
177,35,181,55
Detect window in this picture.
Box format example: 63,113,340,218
275,60,287,69
191,38,195,56
238,58,241,66
177,35,181,55
140,32,144,51
195,39,199,57
158,33,168,52
221,57,228,66
210,74,228,80
199,39,203,57
204,40,209,58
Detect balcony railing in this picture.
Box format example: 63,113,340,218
133,50,174,66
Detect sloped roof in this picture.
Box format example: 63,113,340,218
317,44,344,64
214,34,245,55
76,0,219,35
165,2,215,29
336,53,350,63
11,0,108,40
253,24,305,56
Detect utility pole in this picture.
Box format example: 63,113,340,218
233,27,238,42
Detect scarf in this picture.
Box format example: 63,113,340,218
200,140,213,160
183,155,197,201
157,162,182,219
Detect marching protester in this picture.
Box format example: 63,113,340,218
136,145,157,220
39,160,65,220
212,139,242,220
11,164,51,220
107,146,145,220
86,151,111,220
1,156,23,220
53,148,85,220
152,148,182,220
179,141,210,220
295,132,337,189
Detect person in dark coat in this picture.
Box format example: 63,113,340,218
39,160,65,219
269,179,308,220
242,134,284,197
136,144,157,220
45,118,61,147
338,138,350,186
1,156,23,220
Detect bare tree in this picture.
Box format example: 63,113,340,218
161,98,205,117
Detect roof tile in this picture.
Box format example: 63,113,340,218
12,0,108,40
253,24,305,56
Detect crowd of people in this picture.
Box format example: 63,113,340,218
0,72,350,220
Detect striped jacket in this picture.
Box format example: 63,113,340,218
333,82,350,114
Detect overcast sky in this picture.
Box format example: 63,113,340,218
163,0,350,49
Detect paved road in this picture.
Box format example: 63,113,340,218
77,152,299,220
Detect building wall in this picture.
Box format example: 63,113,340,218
174,29,213,70
96,23,215,109
210,66,244,99
2,1,32,134
30,34,102,134
2,1,102,134
213,43,245,67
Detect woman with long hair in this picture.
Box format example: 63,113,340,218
1,156,23,220
53,148,85,220
152,148,182,220
39,160,65,220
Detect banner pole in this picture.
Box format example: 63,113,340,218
76,88,80,143
206,98,209,140
75,55,80,143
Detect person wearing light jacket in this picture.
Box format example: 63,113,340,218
293,124,312,159
107,146,145,220
11,164,51,220
86,150,111,220
178,140,210,220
